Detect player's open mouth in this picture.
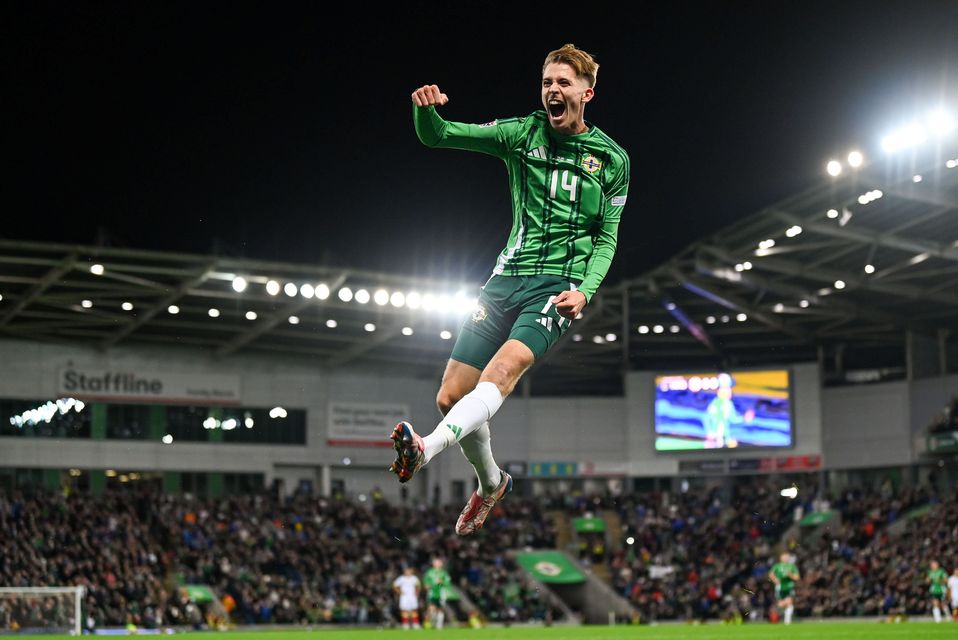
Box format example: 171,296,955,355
547,100,566,119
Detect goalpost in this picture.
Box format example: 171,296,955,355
0,586,84,636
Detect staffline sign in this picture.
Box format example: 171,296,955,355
57,368,241,404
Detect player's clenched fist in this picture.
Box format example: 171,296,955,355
411,84,449,107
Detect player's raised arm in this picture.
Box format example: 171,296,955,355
411,83,517,158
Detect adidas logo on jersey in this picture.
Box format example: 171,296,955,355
527,145,547,159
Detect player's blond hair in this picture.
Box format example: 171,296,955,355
543,44,599,88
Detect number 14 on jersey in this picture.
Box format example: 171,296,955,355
550,169,578,202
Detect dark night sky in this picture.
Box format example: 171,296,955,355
4,1,958,285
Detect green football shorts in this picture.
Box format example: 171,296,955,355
450,274,579,369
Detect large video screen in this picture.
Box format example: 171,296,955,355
654,370,792,450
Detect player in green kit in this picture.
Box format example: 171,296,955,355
423,558,453,629
927,559,948,623
770,552,800,624
390,44,630,536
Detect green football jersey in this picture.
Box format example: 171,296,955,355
929,567,947,594
414,106,630,302
423,567,452,600
772,561,799,589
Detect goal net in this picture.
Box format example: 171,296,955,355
0,587,84,636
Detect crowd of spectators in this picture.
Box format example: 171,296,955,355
604,481,954,622
0,488,560,631
2,478,955,630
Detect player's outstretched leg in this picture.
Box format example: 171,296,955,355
388,421,425,483
455,469,513,536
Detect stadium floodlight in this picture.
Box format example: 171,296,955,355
705,316,715,324
638,325,649,334
605,333,617,342
315,283,330,300
90,263,105,275
374,289,389,305
780,486,799,499
266,280,280,296
402,326,414,336
947,159,958,169
452,290,469,314
721,315,730,323
299,283,314,298
121,302,133,311
284,282,297,297
232,276,248,292
572,334,583,342
162,434,173,444
626,536,636,546
338,287,353,302
325,319,337,328
406,291,422,309
203,417,218,430
653,324,664,334
354,288,370,304
269,407,287,419
826,208,839,219
440,330,452,340
736,313,747,322
927,108,955,136
669,325,680,333
168,305,179,314
864,264,875,274
245,311,257,320
81,299,93,308
834,280,846,290
913,174,922,183
0,293,2,302
105,470,117,477
364,322,375,332
288,315,300,325
785,225,803,238
742,261,753,270
847,150,864,167
244,416,254,428
221,418,237,431
342,457,352,466
881,122,927,153
799,299,809,308
826,160,842,177
774,303,785,312
665,302,676,311
735,263,744,272
208,308,220,318
758,239,775,250
592,335,605,344
391,291,406,308
436,294,452,314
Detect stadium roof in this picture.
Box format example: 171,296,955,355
1,148,956,396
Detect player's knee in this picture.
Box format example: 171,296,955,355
436,388,462,416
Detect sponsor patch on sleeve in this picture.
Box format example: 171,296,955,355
611,195,627,206
478,120,498,128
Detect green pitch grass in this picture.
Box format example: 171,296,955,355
15,623,956,640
